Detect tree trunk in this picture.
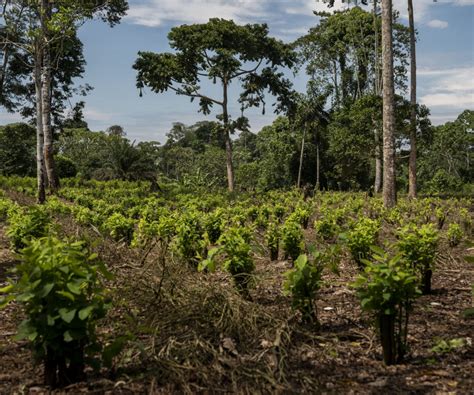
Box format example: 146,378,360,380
41,0,59,193
34,42,46,204
316,142,320,191
379,313,396,365
297,129,306,188
373,0,382,195
374,128,382,193
222,80,234,192
381,0,397,208
407,0,417,198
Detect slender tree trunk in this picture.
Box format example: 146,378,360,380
373,0,382,194
316,142,320,191
381,0,397,208
222,80,234,192
0,46,10,98
407,0,417,198
297,129,306,188
34,42,46,204
40,0,59,193
374,128,382,193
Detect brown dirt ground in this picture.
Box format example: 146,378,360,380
0,217,473,394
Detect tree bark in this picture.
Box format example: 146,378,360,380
374,128,382,193
316,142,320,191
381,0,397,208
379,313,396,365
40,0,59,193
222,80,234,192
373,0,382,194
34,41,46,204
407,0,417,198
297,129,306,188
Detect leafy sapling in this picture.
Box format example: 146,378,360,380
353,247,421,365
397,224,439,294
0,237,112,387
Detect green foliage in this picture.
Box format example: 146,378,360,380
314,216,339,241
289,205,311,229
397,224,439,294
102,213,135,243
0,123,36,177
265,221,280,261
0,237,111,386
281,219,304,261
55,155,78,178
283,251,324,324
345,218,380,267
200,227,254,296
174,211,204,267
203,209,225,244
418,110,474,192
6,205,51,251
446,223,463,247
431,338,469,355
0,197,19,222
353,249,421,365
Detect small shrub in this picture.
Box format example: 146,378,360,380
314,217,339,241
174,211,204,267
345,218,380,268
0,237,111,387
353,248,421,365
446,223,463,247
204,209,224,244
6,205,51,251
200,227,254,297
397,224,439,294
289,205,311,229
102,213,135,244
281,220,304,261
265,221,280,261
283,252,324,325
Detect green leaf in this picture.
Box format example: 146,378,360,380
63,331,73,342
78,306,94,320
17,292,34,302
15,320,37,341
47,315,55,326
39,283,54,298
0,284,13,294
369,245,385,257
67,281,83,295
56,290,75,301
0,295,14,309
59,308,76,323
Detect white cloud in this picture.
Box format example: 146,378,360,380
126,0,268,27
420,66,474,113
0,111,23,124
83,108,115,122
427,19,448,29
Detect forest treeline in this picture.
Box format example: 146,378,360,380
0,108,472,194
0,4,473,196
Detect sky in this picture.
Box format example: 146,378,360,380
0,0,473,143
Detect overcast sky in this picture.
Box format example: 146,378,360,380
1,0,473,142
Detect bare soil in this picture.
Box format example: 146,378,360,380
0,221,473,394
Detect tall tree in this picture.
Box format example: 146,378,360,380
381,0,397,207
134,18,296,192
1,0,128,202
407,0,417,198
